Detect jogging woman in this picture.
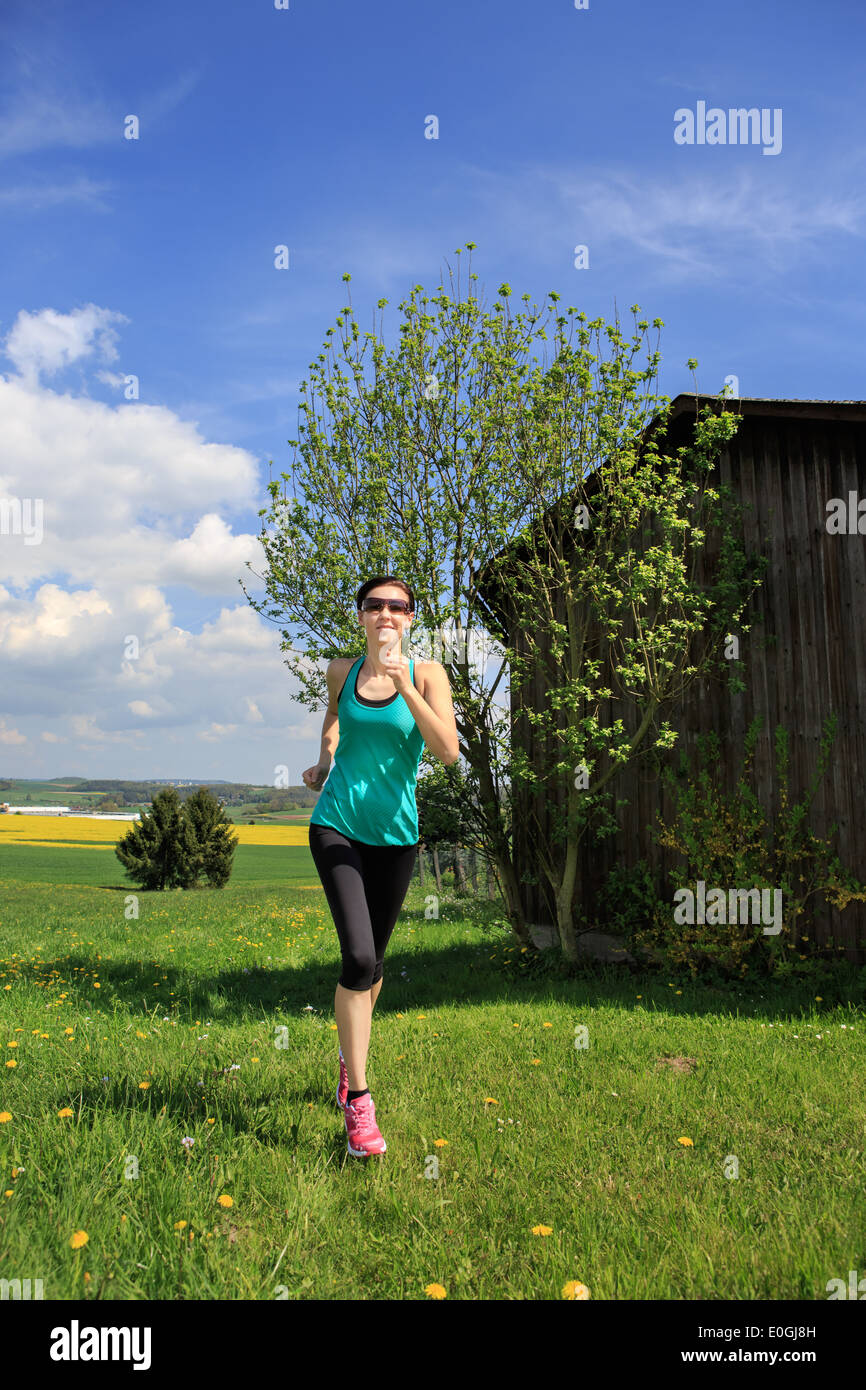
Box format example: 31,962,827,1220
302,577,460,1158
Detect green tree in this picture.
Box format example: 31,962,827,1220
184,786,239,888
497,367,764,960
240,243,762,965
115,787,199,891
417,760,474,894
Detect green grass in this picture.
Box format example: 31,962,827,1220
0,848,863,1301
1,779,105,806
0,844,315,888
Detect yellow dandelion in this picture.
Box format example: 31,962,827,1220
0,1113,11,1123
64,1027,74,1035
484,1097,498,1105
58,1107,74,1118
217,1194,233,1208
433,1138,448,1148
675,990,682,995
542,1022,552,1027
136,1031,147,1039
425,1283,447,1299
562,1280,591,1300
121,1215,127,1223
93,983,100,988
677,1136,694,1147
206,1117,215,1124
7,1041,18,1048
815,996,822,1002
531,1059,541,1065
70,1230,89,1249
138,1082,150,1090
5,1060,16,1068
40,1033,48,1038
4,1189,12,1197
174,1220,188,1230
329,1023,338,1030
532,1224,553,1236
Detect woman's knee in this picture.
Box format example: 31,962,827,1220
340,949,376,991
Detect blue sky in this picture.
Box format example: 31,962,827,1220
1,0,864,783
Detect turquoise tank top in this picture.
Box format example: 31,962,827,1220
309,657,425,846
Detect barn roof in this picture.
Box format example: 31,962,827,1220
472,394,866,629
665,394,866,422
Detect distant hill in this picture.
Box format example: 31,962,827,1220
0,777,320,810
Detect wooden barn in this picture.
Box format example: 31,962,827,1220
473,395,866,962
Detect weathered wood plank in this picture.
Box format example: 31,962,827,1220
501,407,866,961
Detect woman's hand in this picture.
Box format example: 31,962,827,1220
380,648,412,693
378,629,412,693
302,762,330,790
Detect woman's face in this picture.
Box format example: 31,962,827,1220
357,588,413,651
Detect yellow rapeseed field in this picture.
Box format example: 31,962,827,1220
0,814,310,847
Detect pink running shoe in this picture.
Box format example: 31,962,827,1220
336,1048,349,1110
344,1091,387,1157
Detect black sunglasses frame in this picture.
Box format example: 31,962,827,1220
360,599,412,615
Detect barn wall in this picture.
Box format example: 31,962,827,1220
508,411,866,961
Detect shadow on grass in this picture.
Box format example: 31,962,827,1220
5,867,861,1023
71,1068,358,1160
10,929,861,1027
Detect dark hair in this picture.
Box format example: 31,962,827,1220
356,576,415,613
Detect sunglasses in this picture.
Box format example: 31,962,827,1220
360,599,412,615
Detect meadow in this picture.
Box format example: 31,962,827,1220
0,815,864,1301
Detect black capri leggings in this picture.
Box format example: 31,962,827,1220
308,822,418,991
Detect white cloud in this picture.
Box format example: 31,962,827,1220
0,719,27,745
0,84,112,160
165,514,263,591
199,723,239,743
0,304,324,777
465,161,866,281
0,308,264,595
0,40,203,160
128,701,157,719
4,303,128,386
0,176,114,212
67,714,145,747
0,584,113,661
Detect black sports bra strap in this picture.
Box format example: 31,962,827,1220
336,655,416,707
335,657,360,707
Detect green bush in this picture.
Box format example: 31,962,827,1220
598,715,866,978
592,858,662,946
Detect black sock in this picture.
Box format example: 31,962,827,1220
346,1088,369,1104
